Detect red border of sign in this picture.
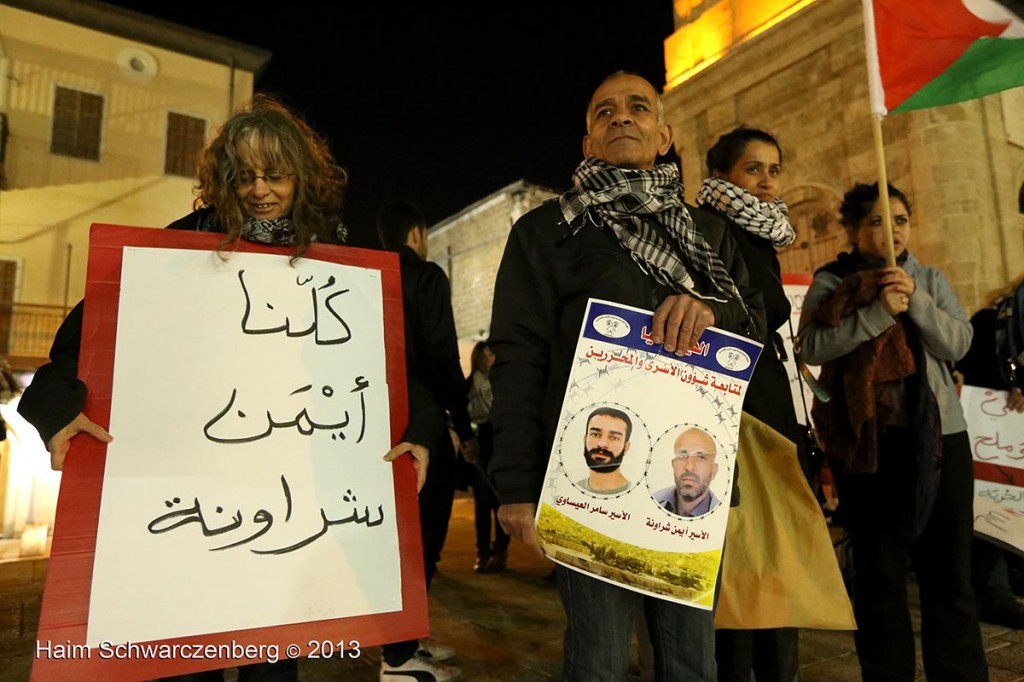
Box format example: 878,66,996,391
780,273,813,288
32,225,428,680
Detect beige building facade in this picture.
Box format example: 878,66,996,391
0,0,269,363
663,0,1024,313
0,0,269,547
427,180,557,354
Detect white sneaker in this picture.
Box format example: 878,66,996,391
416,640,455,661
380,654,462,681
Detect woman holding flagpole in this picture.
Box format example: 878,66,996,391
798,182,987,680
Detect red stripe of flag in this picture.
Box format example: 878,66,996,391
874,0,1009,112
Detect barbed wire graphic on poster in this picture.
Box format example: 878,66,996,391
536,299,762,609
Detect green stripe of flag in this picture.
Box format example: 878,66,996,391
893,36,1024,113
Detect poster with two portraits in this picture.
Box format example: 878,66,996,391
535,299,762,609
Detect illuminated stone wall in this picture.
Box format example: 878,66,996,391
663,0,1024,312
666,0,820,88
427,180,557,343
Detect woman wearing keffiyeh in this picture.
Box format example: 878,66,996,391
695,127,805,682
17,96,439,682
191,93,349,253
24,95,355,473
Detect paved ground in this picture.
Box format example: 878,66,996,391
5,494,1024,680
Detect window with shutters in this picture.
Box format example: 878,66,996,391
165,113,206,177
50,86,104,161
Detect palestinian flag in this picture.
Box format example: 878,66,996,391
863,0,1024,115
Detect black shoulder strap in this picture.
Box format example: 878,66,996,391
996,284,1024,388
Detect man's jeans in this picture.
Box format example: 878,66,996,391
556,566,716,681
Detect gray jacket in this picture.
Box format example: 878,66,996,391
797,252,971,435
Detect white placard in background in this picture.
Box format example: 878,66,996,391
962,384,1024,555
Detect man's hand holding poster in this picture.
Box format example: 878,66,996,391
535,299,762,609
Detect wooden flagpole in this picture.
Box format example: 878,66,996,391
870,115,898,267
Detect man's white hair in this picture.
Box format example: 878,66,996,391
585,71,665,134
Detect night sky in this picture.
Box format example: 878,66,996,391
106,2,676,246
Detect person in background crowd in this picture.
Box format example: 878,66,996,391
19,95,436,682
957,274,1024,629
466,341,509,572
378,200,478,681
798,182,987,681
696,125,805,681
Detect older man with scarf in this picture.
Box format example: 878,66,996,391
488,72,764,681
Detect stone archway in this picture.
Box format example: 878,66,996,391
777,184,846,274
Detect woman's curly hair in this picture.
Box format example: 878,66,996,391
839,182,912,230
194,94,348,257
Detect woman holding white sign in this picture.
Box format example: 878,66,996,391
20,95,438,682
798,182,986,681
25,95,432,481
24,95,347,468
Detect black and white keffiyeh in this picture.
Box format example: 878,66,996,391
241,217,300,245
560,158,742,305
695,177,796,247
240,217,349,246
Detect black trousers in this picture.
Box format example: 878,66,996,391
382,433,458,666
835,429,987,681
715,628,799,682
471,423,508,554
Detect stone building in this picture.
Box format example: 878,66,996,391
427,180,557,354
663,0,1024,312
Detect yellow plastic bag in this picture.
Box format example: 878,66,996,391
714,413,855,630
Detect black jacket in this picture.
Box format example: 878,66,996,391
957,307,1005,390
720,216,802,449
395,245,473,446
487,200,764,504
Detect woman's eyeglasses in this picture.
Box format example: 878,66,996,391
233,171,293,189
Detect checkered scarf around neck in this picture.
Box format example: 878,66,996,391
695,177,796,247
560,158,742,305
240,217,349,246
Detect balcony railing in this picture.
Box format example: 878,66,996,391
0,303,69,368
